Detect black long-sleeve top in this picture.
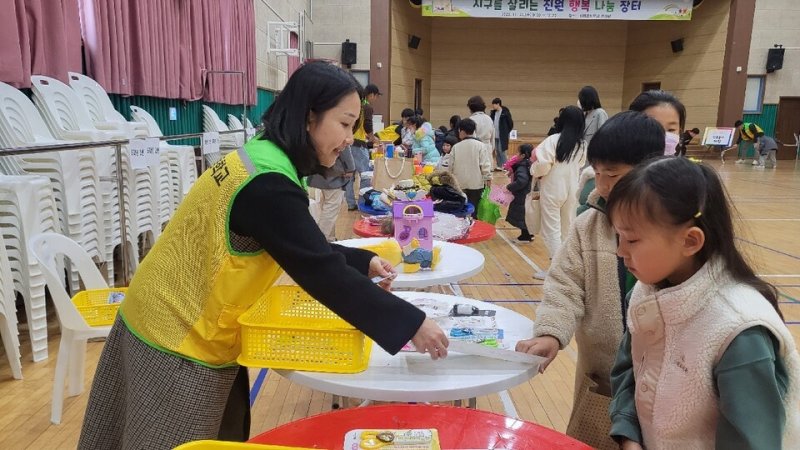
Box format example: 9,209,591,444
228,172,425,354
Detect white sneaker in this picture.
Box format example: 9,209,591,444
534,270,548,280
735,159,746,164
752,160,759,166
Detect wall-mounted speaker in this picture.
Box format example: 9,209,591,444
341,40,357,66
671,38,684,53
408,35,421,49
767,47,785,73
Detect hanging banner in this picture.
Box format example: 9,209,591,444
422,0,693,20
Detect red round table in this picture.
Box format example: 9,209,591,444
352,219,496,244
248,404,591,449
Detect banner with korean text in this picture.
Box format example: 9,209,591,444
422,0,694,20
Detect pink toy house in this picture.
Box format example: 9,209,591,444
392,199,434,251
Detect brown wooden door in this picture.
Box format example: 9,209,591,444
776,97,800,159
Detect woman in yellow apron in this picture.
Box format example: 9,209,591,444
78,61,449,449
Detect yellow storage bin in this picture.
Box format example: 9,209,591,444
72,288,127,327
238,286,372,373
174,440,319,449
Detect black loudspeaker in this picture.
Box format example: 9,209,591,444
341,40,357,66
671,38,684,53
767,48,785,73
408,35,421,49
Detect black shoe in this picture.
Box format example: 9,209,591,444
517,234,533,242
347,205,357,211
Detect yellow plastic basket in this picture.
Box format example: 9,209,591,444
72,288,128,327
174,440,319,449
238,286,372,373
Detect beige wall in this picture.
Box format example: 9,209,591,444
254,0,312,90
390,1,432,124
622,0,729,131
748,0,800,104
312,0,372,72
429,19,627,133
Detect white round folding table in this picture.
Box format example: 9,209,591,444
335,237,485,289
274,292,537,416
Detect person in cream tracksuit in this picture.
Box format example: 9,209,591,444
530,105,586,279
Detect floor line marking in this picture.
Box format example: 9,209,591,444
496,228,544,273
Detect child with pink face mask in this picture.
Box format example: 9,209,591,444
628,90,686,157
576,90,687,215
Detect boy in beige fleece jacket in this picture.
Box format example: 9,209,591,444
515,111,666,448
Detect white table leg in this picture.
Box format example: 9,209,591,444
499,390,518,418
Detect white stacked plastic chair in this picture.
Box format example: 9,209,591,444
202,105,243,154
244,118,255,130
0,231,22,379
0,175,61,361
130,105,196,207
0,81,104,292
30,76,140,282
66,74,168,244
227,114,244,131
67,73,149,138
28,233,111,424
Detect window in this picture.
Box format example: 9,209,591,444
641,82,661,92
350,71,369,89
414,79,423,113
743,75,766,113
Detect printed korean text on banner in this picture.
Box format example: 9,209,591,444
701,127,736,147
422,0,694,21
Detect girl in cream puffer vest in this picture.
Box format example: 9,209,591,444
607,157,799,450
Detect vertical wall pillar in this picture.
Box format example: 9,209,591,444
718,0,756,126
370,0,391,121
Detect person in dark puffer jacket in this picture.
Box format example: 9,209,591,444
506,143,533,242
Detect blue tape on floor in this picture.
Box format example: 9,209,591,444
249,368,268,407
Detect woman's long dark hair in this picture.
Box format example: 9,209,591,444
260,60,363,175
555,105,585,163
578,86,602,111
607,157,783,319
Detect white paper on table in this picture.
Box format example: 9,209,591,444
449,341,545,366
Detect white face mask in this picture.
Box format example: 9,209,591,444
664,132,680,156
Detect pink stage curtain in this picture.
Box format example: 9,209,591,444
0,0,82,88
79,0,256,104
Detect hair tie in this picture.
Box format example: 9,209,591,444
694,211,702,219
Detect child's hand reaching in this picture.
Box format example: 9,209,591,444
515,336,560,372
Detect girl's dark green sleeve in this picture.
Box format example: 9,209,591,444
714,326,788,449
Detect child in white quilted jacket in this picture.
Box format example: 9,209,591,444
607,157,800,450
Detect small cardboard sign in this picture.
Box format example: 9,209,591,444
202,132,221,155
702,127,735,147
128,138,160,169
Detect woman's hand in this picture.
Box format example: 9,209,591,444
515,335,560,373
368,256,397,291
411,318,449,360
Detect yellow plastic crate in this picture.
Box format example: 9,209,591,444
174,440,319,449
238,286,372,373
72,288,128,327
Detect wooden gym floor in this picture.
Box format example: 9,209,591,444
0,159,798,449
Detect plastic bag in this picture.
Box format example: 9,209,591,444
477,186,501,225
489,185,514,206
